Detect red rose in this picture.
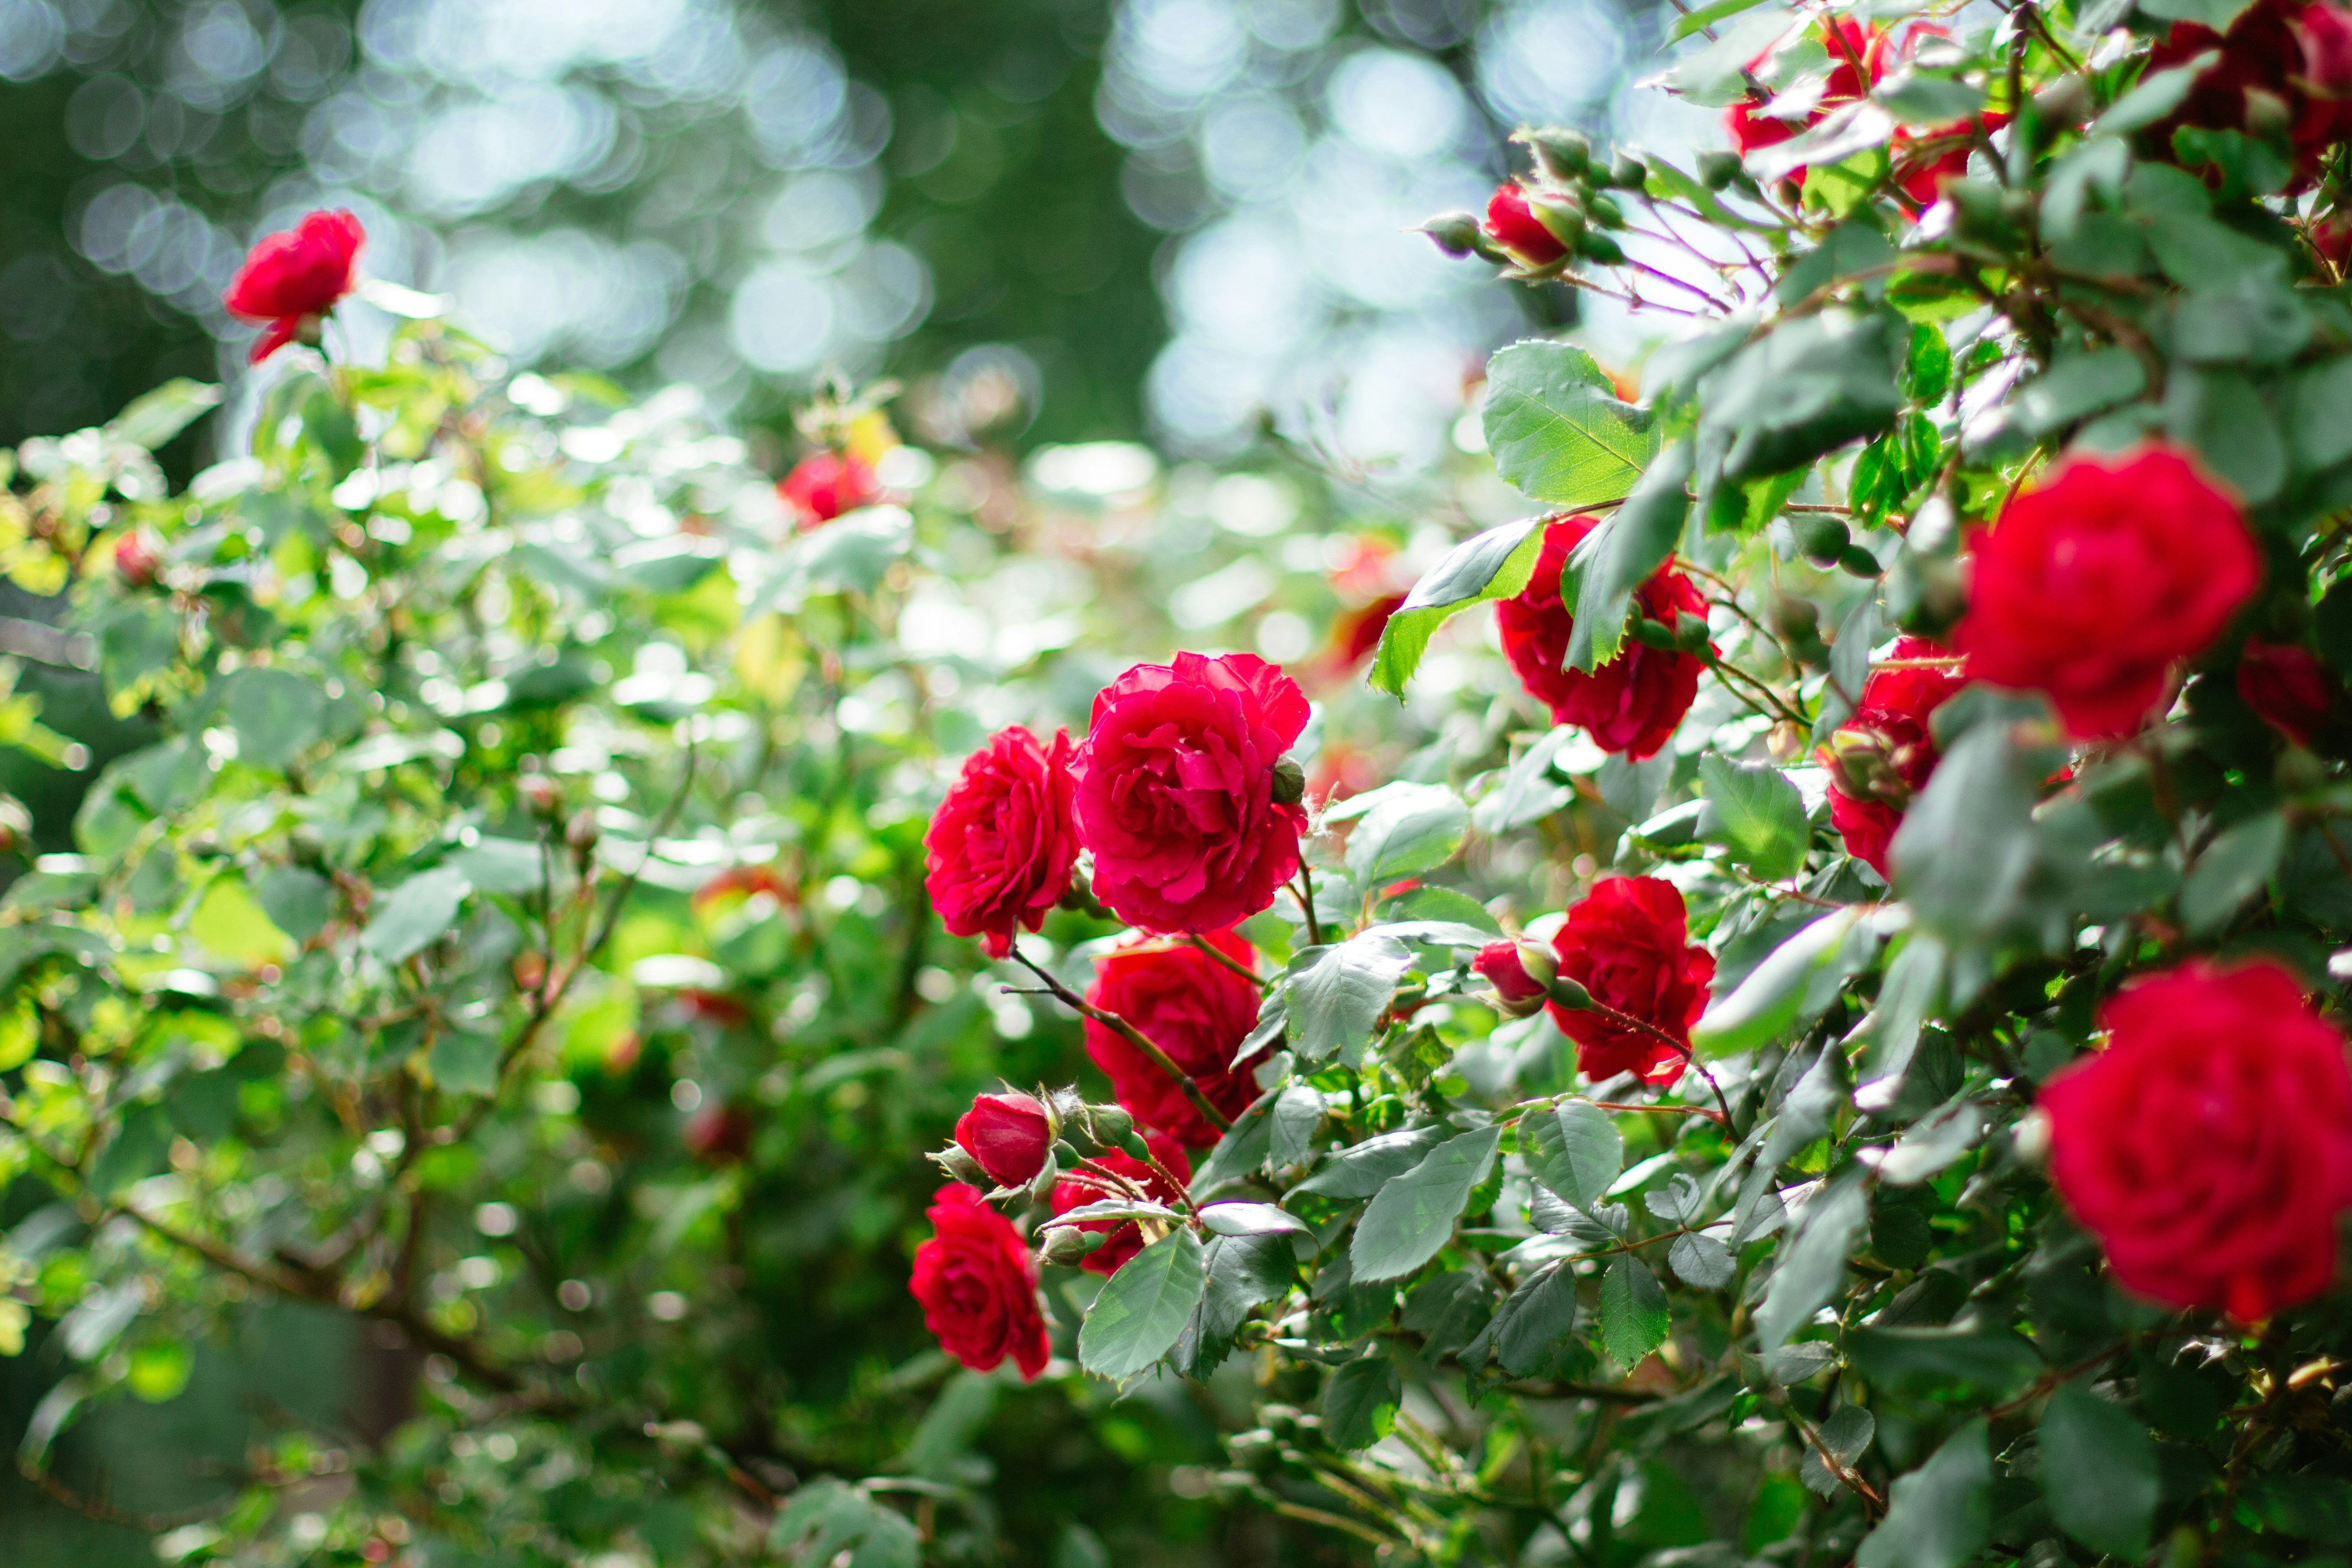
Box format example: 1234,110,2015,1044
1474,939,1556,1018
1724,18,1876,168
924,725,1080,958
1497,514,1710,760
1076,652,1309,935
779,450,881,530
1084,931,1266,1147
2042,960,2352,1322
1548,876,1714,1086
1483,182,1568,266
2239,638,2334,747
113,529,161,588
1954,446,2260,741
2150,0,2352,186
909,1183,1050,1378
954,1091,1055,1188
1821,636,1970,879
1049,1134,1191,1274
223,209,364,363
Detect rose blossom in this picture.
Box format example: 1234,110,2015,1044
223,209,365,363
954,1091,1055,1188
1084,931,1266,1147
2239,638,2334,748
1548,877,1714,1085
779,450,882,530
1725,18,1874,164
2042,960,2352,1322
1953,446,2260,741
910,1183,1051,1378
1483,183,1568,266
924,725,1080,957
1497,514,1710,759
2150,0,2352,187
1049,1135,1191,1274
1076,652,1308,935
1821,636,1970,879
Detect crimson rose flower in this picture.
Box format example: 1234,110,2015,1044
1484,182,1568,266
1076,652,1308,935
1821,636,1970,879
954,1091,1054,1188
1954,446,2259,741
909,1183,1050,1378
1050,1134,1191,1274
2239,638,2334,748
1548,876,1714,1086
1084,931,1266,1147
1498,514,1710,759
925,725,1080,958
780,450,882,530
223,209,364,363
2042,961,2352,1323
2149,0,2352,187
1725,18,1873,163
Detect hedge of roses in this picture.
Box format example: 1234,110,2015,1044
12,0,2352,1561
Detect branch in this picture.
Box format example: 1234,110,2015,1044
1006,945,1232,1133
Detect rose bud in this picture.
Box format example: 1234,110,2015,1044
0,797,29,858
1417,211,1490,259
953,1091,1056,1188
1038,1225,1110,1267
1473,940,1556,1018
1270,754,1305,806
519,773,562,819
1082,1102,1135,1147
565,808,600,856
779,450,882,531
1483,181,1569,267
113,529,162,588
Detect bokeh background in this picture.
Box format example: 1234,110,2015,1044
0,0,1722,1558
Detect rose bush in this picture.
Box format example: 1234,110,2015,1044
24,0,2352,1560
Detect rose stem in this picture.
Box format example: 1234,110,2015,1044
1006,946,1234,1133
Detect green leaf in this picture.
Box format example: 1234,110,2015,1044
1174,1232,1295,1379
1697,905,1886,1054
1566,441,1694,671
1596,1256,1670,1367
2092,54,2222,136
1199,1202,1312,1239
1401,1270,1494,1362
1892,720,2039,940
1291,1124,1450,1200
2136,0,2257,30
2245,1475,2352,1545
1698,311,1903,491
1192,1087,1279,1194
1699,755,1809,882
1482,341,1659,509
1368,518,1548,696
1854,1421,1992,1568
2012,348,2147,437
361,867,474,965
1668,1232,1735,1289
1321,1354,1401,1449
1801,1405,1877,1496
1520,1101,1622,1210
1472,729,1577,833
87,1104,173,1197
2040,1384,2159,1559
1484,1263,1583,1377
225,668,329,770
2166,364,2286,503
2180,810,2286,934
108,379,222,450
1756,1179,1865,1350
1846,1324,2042,1397
446,836,550,896
1077,1228,1208,1383
2292,358,2352,474
1350,1125,1502,1283
428,1027,503,1097
255,866,332,942
1285,935,1413,1067
1343,782,1470,886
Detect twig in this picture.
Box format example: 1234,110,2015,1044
1007,945,1232,1133
1187,934,1264,988
1788,1406,1886,1511
1295,864,1323,948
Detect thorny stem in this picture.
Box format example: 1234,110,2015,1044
1787,1406,1886,1512
1568,995,1737,1128
1006,945,1233,1133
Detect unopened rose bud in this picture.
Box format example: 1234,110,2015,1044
1484,182,1569,267
1578,231,1626,265
1697,150,1742,190
929,1142,991,1187
1418,211,1488,259
1630,617,1680,652
1796,514,1851,566
1608,152,1648,190
1520,126,1590,181
1675,612,1713,654
1084,1102,1135,1146
565,808,600,857
953,1090,1055,1187
1474,939,1555,1018
1548,975,1593,1010
519,773,562,819
113,529,162,588
1038,1226,1110,1266
1271,754,1306,806
1838,545,1882,580
1527,191,1588,252
1583,192,1625,229
1121,1131,1152,1162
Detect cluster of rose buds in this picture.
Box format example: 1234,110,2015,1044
1420,127,1651,277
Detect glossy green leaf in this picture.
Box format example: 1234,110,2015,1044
1854,1421,1992,1568
1343,782,1470,886
1700,755,1809,882
1566,440,1694,672
1078,1228,1207,1383
1596,1256,1670,1367
1520,1100,1622,1210
361,867,474,965
1368,518,1548,696
1482,340,1659,509
1285,934,1413,1067
1350,1125,1501,1282
2040,1384,2159,1559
